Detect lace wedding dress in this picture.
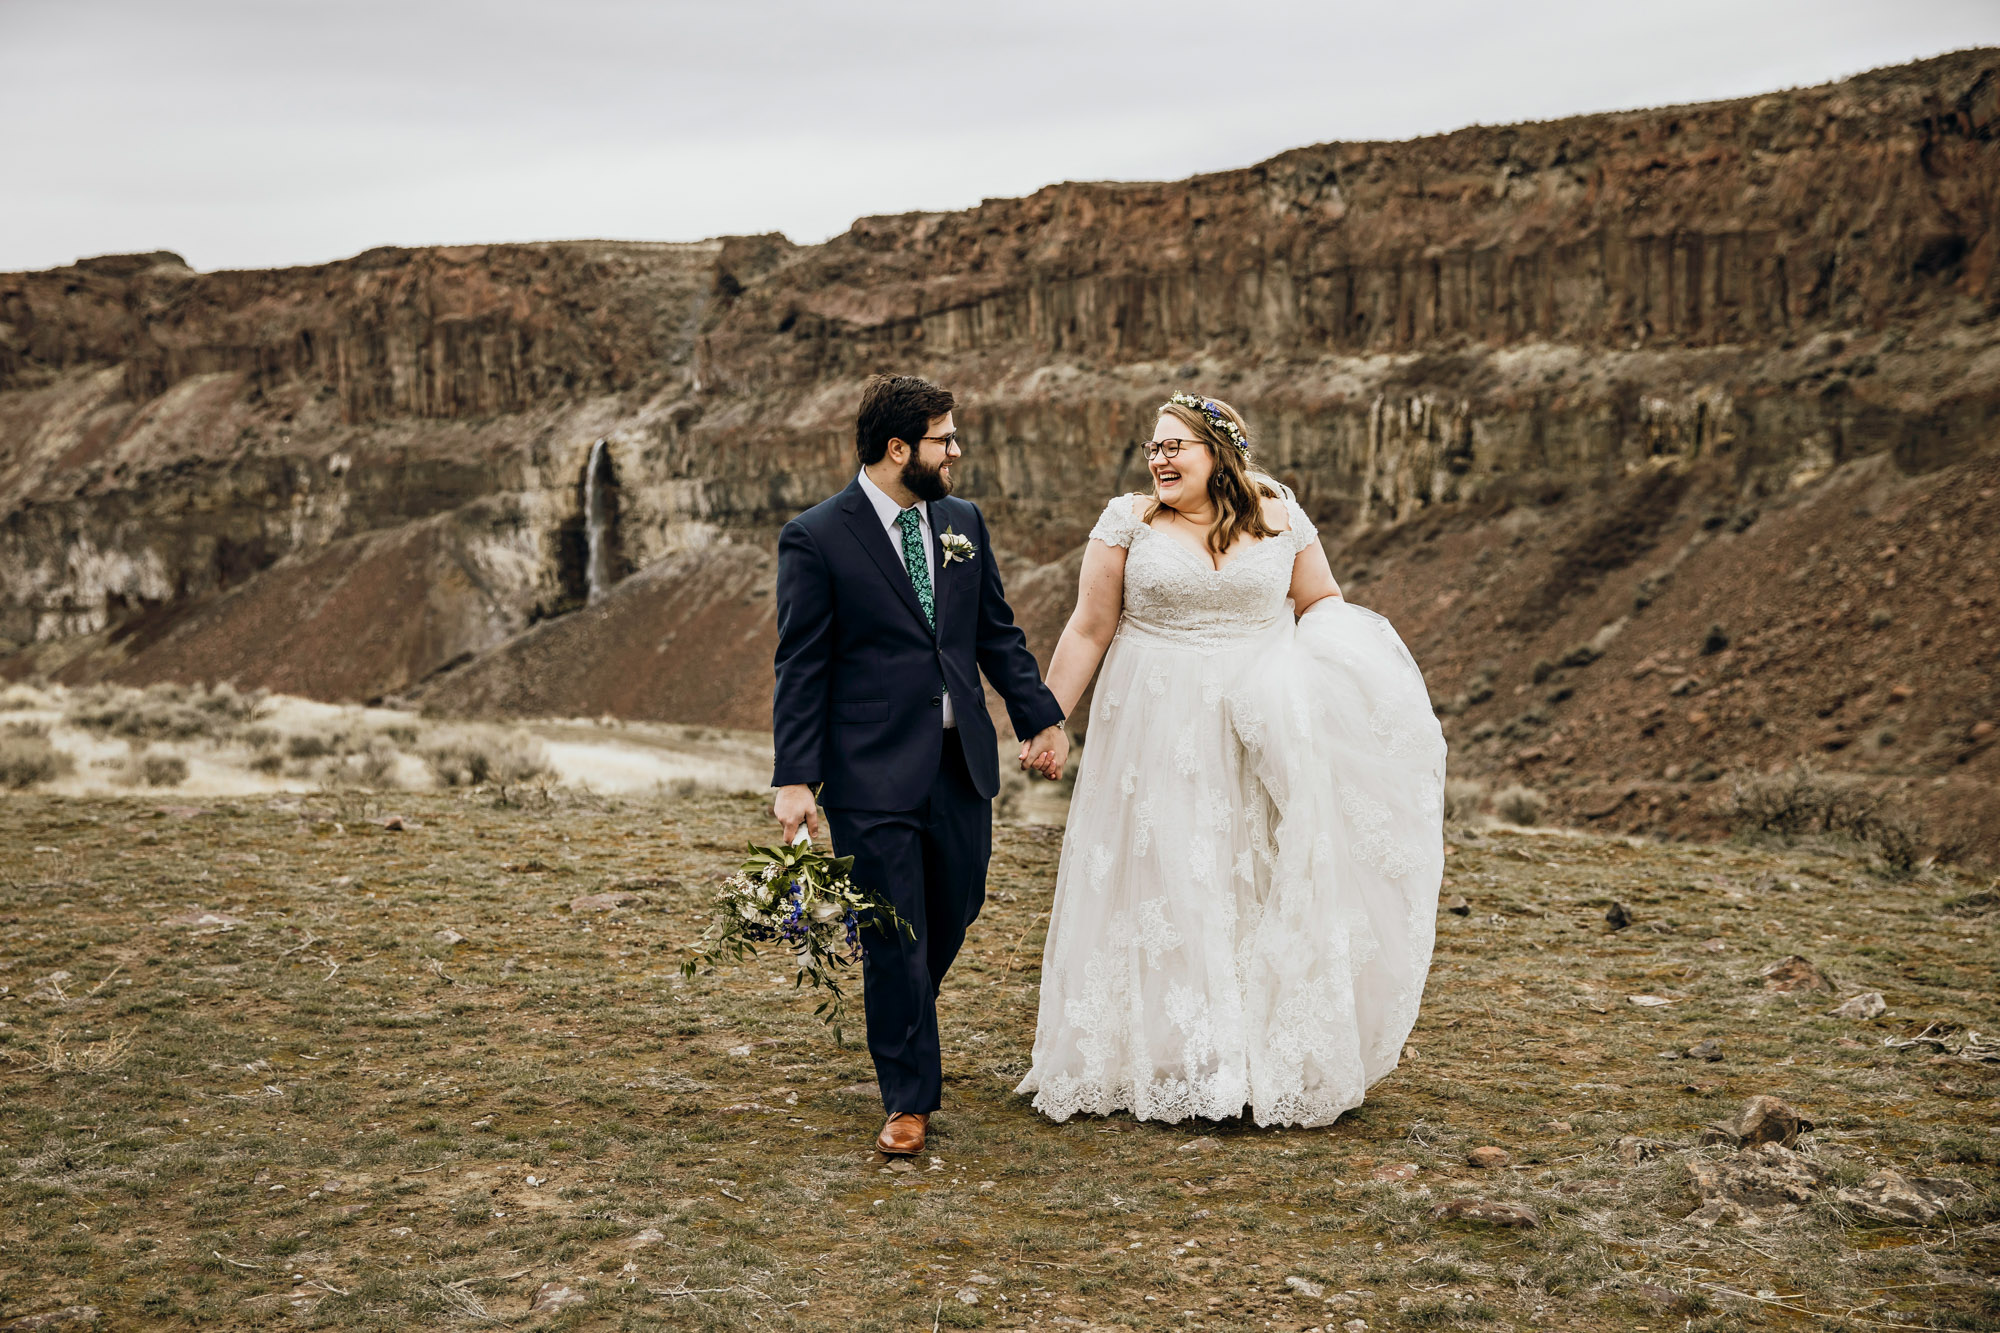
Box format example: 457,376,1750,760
1015,490,1446,1127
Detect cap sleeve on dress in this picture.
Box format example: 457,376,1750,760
1282,493,1319,555
1089,494,1146,549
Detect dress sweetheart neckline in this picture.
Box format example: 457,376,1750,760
1134,522,1290,575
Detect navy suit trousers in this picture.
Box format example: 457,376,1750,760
824,728,991,1116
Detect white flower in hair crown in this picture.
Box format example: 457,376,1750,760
939,527,977,565
1165,392,1251,459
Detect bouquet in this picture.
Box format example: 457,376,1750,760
680,829,911,1041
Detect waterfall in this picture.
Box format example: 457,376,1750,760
583,439,611,603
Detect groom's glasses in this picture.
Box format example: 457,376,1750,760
920,432,961,451
1142,439,1203,462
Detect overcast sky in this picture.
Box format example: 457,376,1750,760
4,0,1997,274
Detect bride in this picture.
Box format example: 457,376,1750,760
1015,393,1446,1127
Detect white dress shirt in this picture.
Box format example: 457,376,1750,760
857,468,955,728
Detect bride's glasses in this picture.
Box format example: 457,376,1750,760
1142,439,1203,462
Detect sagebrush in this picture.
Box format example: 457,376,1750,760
0,732,74,789
421,727,553,787
1726,762,1930,872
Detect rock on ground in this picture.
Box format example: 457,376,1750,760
1430,1197,1539,1227
529,1283,584,1314
1829,991,1886,1019
0,1310,100,1330
1834,1169,1977,1224
1685,1142,1830,1227
159,910,242,930
1701,1095,1811,1148
1615,1136,1678,1165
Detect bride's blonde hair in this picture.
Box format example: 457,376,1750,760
1145,394,1280,557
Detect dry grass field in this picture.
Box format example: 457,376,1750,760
0,788,1995,1331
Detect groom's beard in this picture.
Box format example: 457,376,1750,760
902,454,953,502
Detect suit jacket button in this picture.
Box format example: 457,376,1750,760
930,696,941,708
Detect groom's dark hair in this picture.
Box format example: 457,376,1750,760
856,375,955,465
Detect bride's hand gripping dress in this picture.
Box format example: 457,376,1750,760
1016,489,1446,1127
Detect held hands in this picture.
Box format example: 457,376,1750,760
778,721,1063,842
1018,725,1069,781
773,783,820,844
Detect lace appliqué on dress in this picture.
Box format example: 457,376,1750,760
1088,494,1147,549
1136,898,1182,969
1278,492,1318,555
1064,931,1131,1079
1187,833,1216,886
1087,844,1114,894
1340,783,1422,879
1165,984,1217,1067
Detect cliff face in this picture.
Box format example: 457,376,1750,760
679,51,2000,550
3,51,1997,853
0,238,772,683
0,241,724,417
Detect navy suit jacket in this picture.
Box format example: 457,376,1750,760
771,477,1064,811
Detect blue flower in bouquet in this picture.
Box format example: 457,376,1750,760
778,881,808,944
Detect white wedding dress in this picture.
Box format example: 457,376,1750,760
1016,490,1446,1127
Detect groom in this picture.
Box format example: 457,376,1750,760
771,374,1068,1156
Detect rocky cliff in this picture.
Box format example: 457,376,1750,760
3,51,1997,854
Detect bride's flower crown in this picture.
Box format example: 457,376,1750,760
1165,392,1251,459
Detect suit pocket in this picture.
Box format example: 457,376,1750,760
834,698,889,724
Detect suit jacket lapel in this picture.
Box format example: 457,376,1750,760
839,481,933,637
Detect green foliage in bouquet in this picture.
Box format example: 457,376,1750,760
680,833,913,1042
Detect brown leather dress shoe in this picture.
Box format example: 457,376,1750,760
876,1112,927,1155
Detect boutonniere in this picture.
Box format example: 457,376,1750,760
939,528,977,566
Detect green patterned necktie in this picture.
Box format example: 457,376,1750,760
895,506,935,632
